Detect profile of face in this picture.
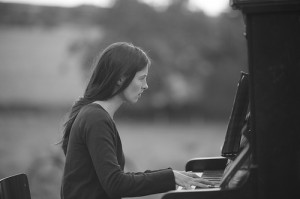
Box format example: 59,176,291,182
121,65,149,103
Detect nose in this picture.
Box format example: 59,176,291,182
142,81,148,90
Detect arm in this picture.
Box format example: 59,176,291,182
85,116,175,198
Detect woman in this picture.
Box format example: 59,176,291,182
60,42,214,199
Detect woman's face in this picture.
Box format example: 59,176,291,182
121,65,149,103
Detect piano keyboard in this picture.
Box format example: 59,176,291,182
201,170,224,186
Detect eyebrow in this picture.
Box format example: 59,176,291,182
139,74,148,78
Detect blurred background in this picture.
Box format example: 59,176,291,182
0,0,247,198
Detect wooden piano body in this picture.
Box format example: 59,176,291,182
162,0,300,199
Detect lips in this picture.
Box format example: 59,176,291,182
138,92,143,98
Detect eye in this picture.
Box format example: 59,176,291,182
139,75,147,80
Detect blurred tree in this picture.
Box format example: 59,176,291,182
0,0,247,120
75,0,247,120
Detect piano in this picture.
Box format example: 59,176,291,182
161,0,300,199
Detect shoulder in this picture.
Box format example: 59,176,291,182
78,104,117,142
78,103,110,122
77,103,115,132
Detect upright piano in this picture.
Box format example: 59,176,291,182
161,0,300,199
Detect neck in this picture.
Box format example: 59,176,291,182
93,96,123,119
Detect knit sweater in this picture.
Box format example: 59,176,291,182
61,103,175,199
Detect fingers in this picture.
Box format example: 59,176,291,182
195,177,215,185
189,178,216,189
182,172,215,186
182,172,200,178
174,170,216,189
193,182,215,188
178,171,202,179
182,182,214,190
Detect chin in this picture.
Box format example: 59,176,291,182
131,99,139,104
124,98,138,104
123,94,140,104
131,97,140,104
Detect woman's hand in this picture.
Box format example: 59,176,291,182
173,170,215,190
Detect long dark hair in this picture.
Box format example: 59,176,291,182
61,42,151,155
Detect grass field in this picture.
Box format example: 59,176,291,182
0,111,227,199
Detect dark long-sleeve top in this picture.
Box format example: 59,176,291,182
61,103,176,199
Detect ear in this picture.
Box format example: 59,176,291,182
117,77,126,86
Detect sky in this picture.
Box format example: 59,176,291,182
0,0,230,16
